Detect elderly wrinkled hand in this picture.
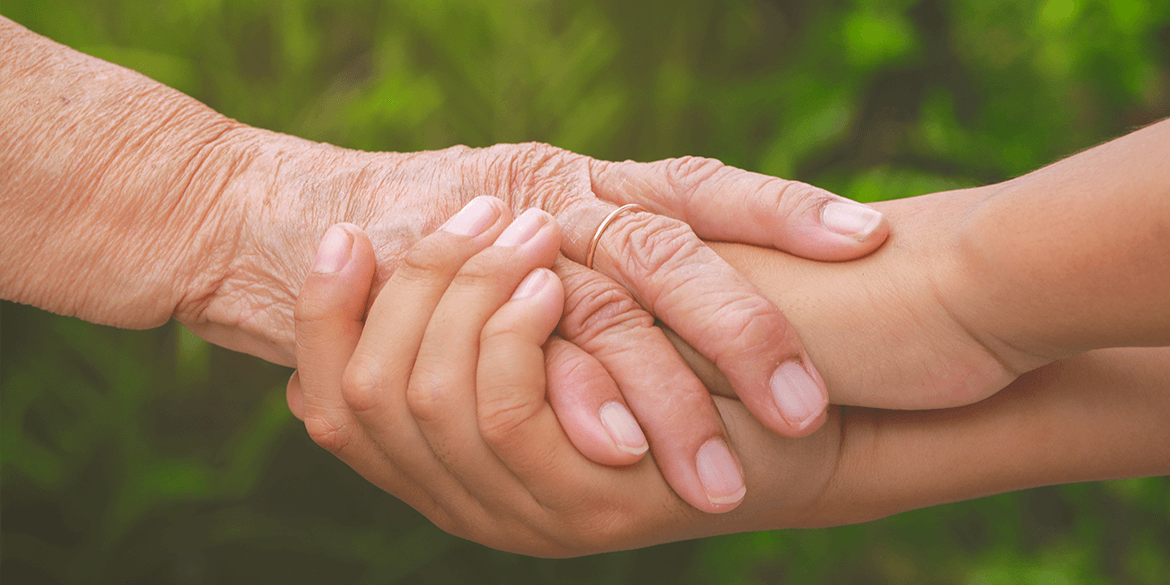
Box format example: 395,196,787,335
1,17,889,513
180,134,888,512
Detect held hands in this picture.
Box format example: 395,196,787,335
3,21,890,513
676,189,1022,410
184,137,890,512
286,202,845,556
288,193,1170,557
286,188,1019,534
511,185,1021,417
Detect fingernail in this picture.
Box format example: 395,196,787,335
511,268,550,300
821,201,883,241
494,208,548,247
598,402,649,455
441,197,498,236
312,225,352,274
770,361,826,430
696,439,746,505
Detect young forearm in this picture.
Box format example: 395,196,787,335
818,346,1170,526
954,119,1170,365
0,17,245,328
686,123,1170,409
693,346,1170,535
668,186,1170,529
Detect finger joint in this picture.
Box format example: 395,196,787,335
303,412,353,455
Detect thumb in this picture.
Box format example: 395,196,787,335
292,222,377,450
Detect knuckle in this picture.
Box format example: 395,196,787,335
339,357,384,414
303,412,353,455
772,179,837,217
439,144,473,157
479,321,523,349
477,391,542,450
706,294,792,362
481,142,563,193
559,276,654,346
404,368,446,424
399,236,459,282
449,249,514,289
658,383,718,424
612,215,705,277
661,156,726,210
548,346,609,390
664,156,725,193
471,142,590,214
293,282,334,326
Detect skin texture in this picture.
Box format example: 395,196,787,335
289,120,1170,555
676,119,1170,410
0,16,892,513
698,189,1008,409
3,15,1167,530
291,207,1170,557
948,118,1170,361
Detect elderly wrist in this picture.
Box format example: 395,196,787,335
170,127,313,362
176,133,416,365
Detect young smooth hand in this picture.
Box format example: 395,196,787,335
289,201,1170,558
677,119,1170,410
286,201,804,554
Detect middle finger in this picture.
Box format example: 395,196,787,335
406,209,561,504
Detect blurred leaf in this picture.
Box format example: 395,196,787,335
843,9,920,70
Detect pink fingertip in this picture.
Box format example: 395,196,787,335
598,402,649,456
511,268,551,300
696,439,746,505
312,225,353,274
821,201,884,242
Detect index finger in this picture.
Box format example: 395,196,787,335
558,203,828,436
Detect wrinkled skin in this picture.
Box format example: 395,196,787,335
288,212,844,556
2,17,889,515
175,133,888,513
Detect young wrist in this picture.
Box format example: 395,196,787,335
949,120,1170,360
944,181,1060,373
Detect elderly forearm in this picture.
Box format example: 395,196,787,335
0,17,246,328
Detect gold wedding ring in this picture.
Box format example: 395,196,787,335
585,204,644,270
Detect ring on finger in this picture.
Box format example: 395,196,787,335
585,204,644,270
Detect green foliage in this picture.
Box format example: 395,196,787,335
3,0,1169,583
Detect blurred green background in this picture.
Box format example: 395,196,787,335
3,0,1169,583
